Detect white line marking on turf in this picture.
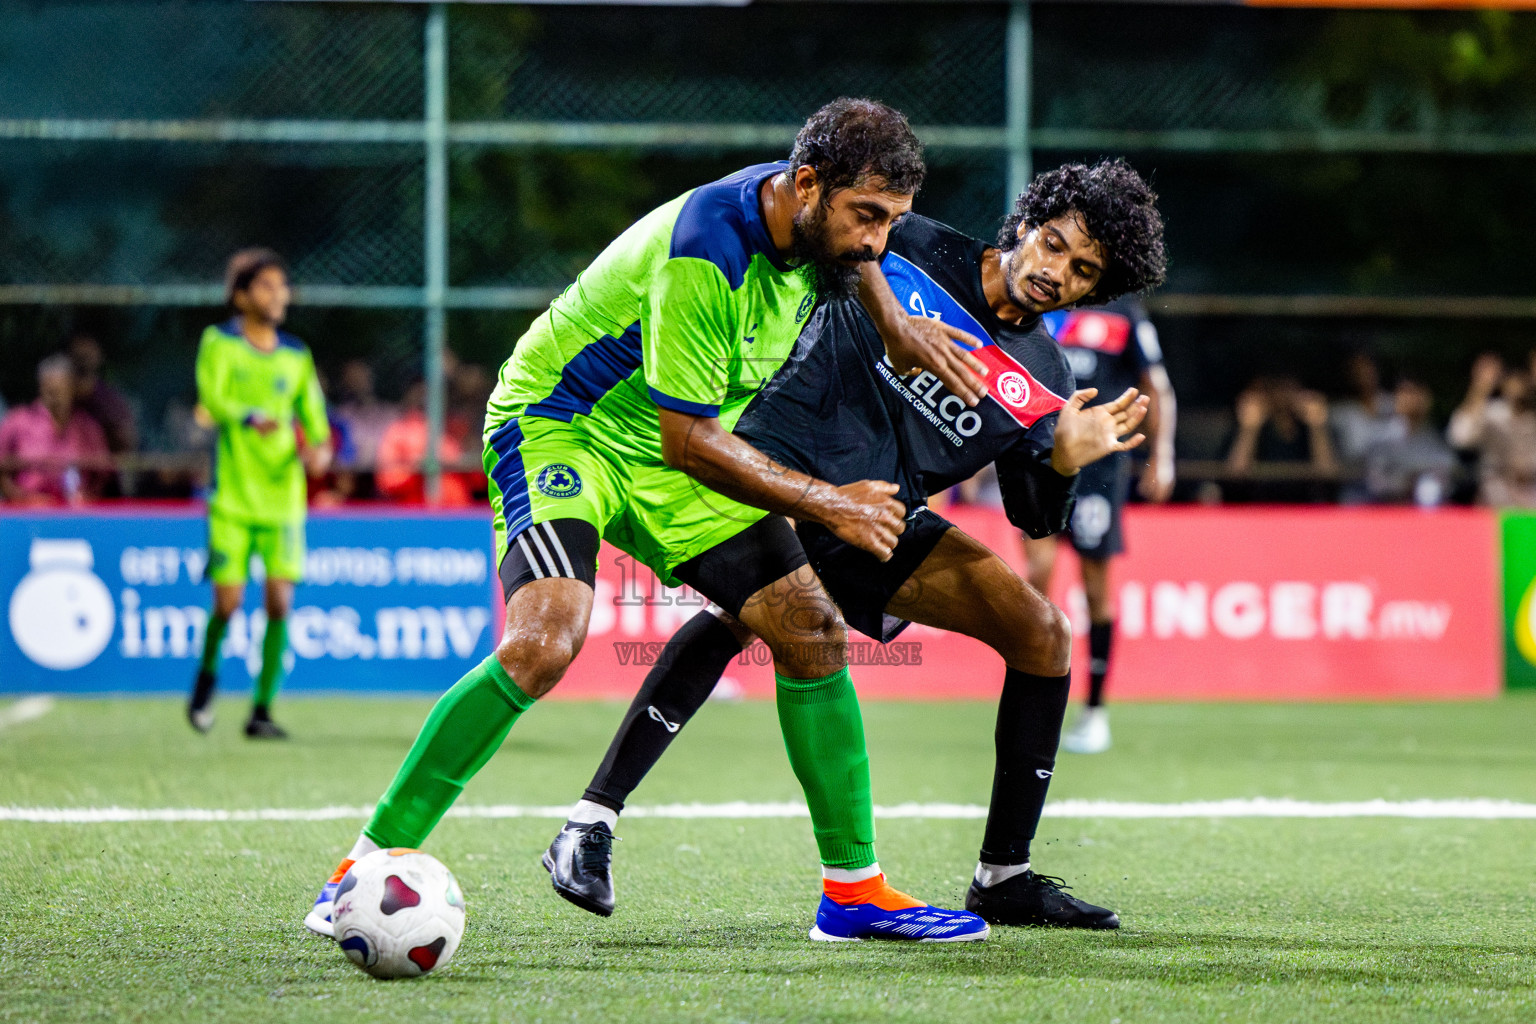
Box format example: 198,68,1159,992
0,696,54,732
6,798,1536,824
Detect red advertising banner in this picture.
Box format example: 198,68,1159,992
551,506,1501,702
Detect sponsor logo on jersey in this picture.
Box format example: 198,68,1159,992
878,251,1065,429
973,346,1068,429
995,371,1031,409
880,251,994,347
536,464,582,498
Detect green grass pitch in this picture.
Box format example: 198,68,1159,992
3,694,1535,1023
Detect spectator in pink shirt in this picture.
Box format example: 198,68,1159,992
0,355,113,505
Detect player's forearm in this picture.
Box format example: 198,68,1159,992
659,413,848,528
1308,425,1338,473
1152,387,1177,466
1227,428,1260,472
856,260,907,342
1047,445,1084,477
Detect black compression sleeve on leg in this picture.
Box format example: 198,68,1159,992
979,669,1072,866
581,610,745,812
1087,621,1114,708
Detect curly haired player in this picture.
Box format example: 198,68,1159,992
543,159,1168,931
306,99,1012,944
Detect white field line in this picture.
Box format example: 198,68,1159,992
0,696,54,732
5,798,1536,825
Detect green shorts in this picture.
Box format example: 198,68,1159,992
482,415,768,587
206,507,305,585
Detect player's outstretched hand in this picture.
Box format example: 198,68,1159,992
1050,387,1149,476
823,480,907,562
882,316,990,407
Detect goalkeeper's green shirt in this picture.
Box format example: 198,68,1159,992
195,319,330,525
485,162,817,463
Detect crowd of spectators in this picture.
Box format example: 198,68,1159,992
3,325,1534,512
1216,350,1533,509
0,330,493,507
1447,351,1536,508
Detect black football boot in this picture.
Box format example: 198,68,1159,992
965,871,1120,929
542,821,618,917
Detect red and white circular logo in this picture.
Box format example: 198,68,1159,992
996,371,1031,409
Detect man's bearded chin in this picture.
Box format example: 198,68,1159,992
791,206,876,301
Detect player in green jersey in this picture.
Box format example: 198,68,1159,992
187,249,332,740
306,98,997,943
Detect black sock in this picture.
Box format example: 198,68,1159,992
1087,621,1114,708
978,668,1072,868
582,611,743,812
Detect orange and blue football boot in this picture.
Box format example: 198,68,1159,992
303,858,354,938
809,874,990,943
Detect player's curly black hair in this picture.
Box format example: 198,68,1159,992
788,97,926,199
997,159,1167,300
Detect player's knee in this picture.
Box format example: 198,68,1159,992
213,589,243,619
766,601,847,679
1002,597,1072,676
494,626,581,699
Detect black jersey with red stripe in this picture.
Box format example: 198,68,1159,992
734,213,1077,536
1042,297,1161,407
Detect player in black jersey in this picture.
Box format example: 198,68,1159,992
1030,298,1178,754
544,160,1167,929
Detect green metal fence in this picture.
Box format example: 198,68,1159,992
4,1,1536,489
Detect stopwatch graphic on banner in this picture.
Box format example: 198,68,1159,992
8,539,116,670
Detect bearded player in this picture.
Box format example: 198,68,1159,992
541,160,1167,931
306,99,1006,944
187,249,332,739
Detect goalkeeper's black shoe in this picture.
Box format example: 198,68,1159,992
187,669,217,733
243,707,289,740
965,871,1120,929
542,821,617,917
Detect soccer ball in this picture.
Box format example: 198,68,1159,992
331,849,466,979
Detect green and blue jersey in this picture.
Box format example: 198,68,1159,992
195,319,330,525
485,163,817,465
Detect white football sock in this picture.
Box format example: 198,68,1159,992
974,861,1031,888
822,862,882,883
570,799,619,829
346,834,381,862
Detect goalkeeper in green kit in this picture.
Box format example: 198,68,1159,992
186,248,332,739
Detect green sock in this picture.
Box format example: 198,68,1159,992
365,655,536,849
775,665,876,870
199,613,229,676
253,617,288,709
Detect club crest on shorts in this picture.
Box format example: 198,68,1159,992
536,463,582,498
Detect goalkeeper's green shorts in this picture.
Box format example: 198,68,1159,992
482,414,769,590
206,507,305,585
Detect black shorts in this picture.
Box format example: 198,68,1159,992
499,515,808,621
1062,451,1131,558
671,514,809,618
793,506,954,644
